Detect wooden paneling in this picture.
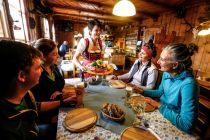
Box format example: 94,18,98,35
54,20,86,48
140,3,210,72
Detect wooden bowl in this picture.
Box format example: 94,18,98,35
101,103,125,122
101,110,125,122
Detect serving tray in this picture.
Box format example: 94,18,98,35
63,108,97,132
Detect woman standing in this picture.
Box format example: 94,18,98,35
73,19,105,74
143,43,199,133
112,43,158,90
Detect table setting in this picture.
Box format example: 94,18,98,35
56,78,199,140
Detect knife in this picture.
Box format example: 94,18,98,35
133,125,162,140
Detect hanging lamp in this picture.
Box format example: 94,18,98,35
112,0,136,17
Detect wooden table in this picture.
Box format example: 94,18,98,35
197,79,210,90
56,78,199,140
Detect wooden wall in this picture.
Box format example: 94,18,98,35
140,2,210,72
54,20,86,48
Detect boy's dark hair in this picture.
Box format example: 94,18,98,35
0,40,41,98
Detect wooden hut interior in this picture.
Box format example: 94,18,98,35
0,0,210,139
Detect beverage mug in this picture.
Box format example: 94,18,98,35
125,86,133,106
74,82,85,108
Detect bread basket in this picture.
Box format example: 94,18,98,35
101,103,125,122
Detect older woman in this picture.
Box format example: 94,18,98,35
73,19,105,73
143,43,199,133
112,43,158,90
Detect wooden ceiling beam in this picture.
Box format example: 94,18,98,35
52,7,142,23
52,14,128,25
45,2,151,20
44,0,111,8
47,3,112,16
140,0,177,11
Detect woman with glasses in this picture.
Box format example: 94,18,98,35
142,43,199,134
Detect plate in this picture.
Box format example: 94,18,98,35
120,127,158,140
109,80,126,89
145,103,156,112
63,85,76,93
129,95,156,112
63,108,97,132
86,64,113,75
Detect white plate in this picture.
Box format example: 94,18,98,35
109,80,126,89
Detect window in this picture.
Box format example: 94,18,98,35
8,0,29,42
43,17,49,38
0,1,10,38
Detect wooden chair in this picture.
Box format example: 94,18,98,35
196,95,210,139
111,54,125,71
154,70,163,89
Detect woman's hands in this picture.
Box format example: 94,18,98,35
50,91,62,100
111,75,118,80
132,86,144,94
62,91,76,99
145,97,160,109
63,94,77,105
80,65,87,72
50,90,77,102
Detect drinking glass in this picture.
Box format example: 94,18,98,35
124,86,133,106
130,95,146,126
74,82,85,108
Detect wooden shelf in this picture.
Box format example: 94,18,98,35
125,28,140,56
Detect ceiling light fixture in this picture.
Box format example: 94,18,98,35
112,0,136,17
198,28,210,36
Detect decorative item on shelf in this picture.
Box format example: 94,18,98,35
112,0,136,17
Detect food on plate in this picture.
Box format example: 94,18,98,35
102,103,124,119
86,59,112,73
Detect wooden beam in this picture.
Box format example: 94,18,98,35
47,3,112,16
52,8,141,23
44,1,149,20
140,0,177,11
52,14,129,25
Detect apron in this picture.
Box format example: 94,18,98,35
82,38,102,78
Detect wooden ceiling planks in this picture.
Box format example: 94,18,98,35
40,0,202,25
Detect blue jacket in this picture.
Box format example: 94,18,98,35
59,44,67,57
144,70,199,133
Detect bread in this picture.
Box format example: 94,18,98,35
102,103,124,118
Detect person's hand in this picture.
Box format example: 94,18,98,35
145,97,160,109
50,91,62,100
111,75,118,80
63,95,77,105
62,91,76,99
80,66,87,72
132,86,144,94
126,83,135,87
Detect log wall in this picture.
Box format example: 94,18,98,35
140,3,210,72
